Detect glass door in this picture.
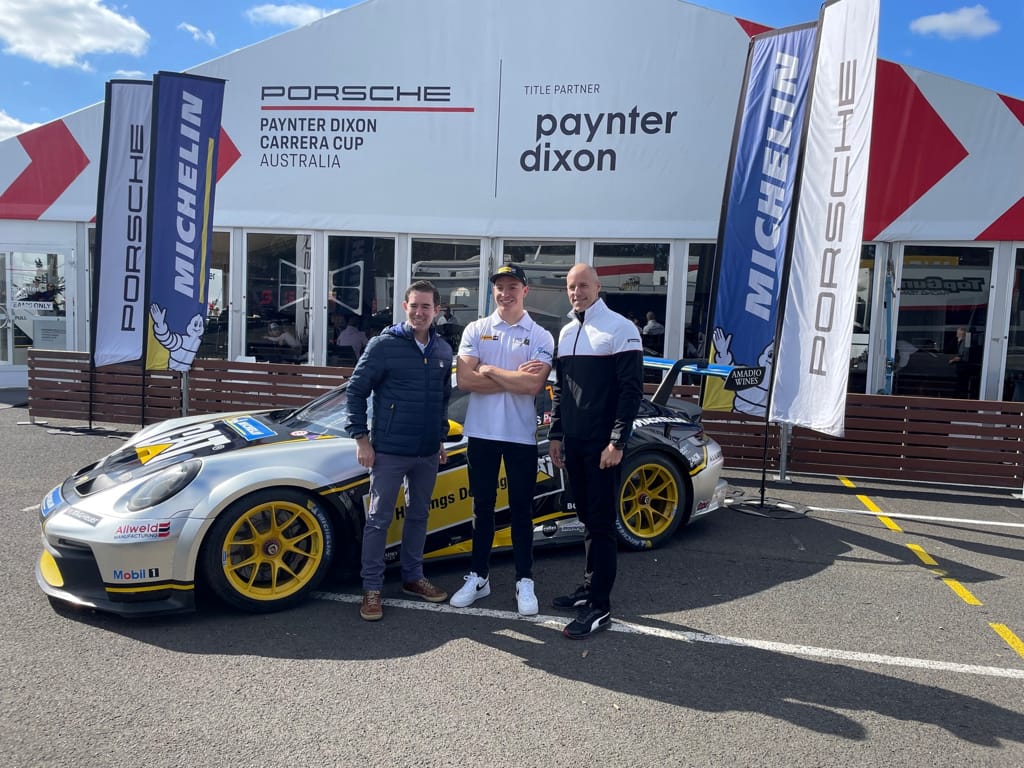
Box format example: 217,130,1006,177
0,252,8,364
3,250,68,365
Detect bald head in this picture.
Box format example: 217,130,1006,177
566,263,601,313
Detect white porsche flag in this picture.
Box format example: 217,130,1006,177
770,0,879,436
91,80,152,367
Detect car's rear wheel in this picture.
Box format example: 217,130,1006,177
615,452,687,550
202,488,334,612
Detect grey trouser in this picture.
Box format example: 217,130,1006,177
360,451,439,591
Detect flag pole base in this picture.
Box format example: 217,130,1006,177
724,495,807,519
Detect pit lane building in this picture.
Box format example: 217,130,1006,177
0,0,1022,402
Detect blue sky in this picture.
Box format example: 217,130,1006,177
0,1,1021,140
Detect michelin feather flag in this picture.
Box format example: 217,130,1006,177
700,23,817,416
769,0,879,436
91,80,153,368
145,72,226,372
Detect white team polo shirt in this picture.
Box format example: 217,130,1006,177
458,310,555,444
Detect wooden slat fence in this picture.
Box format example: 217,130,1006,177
647,381,1024,489
29,350,1024,489
27,350,350,427
790,393,1024,488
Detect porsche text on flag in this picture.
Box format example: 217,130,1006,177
91,80,153,368
770,0,879,436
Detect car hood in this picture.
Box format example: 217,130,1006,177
72,412,343,497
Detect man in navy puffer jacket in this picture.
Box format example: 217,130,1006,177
345,280,453,621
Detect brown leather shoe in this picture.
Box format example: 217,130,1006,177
401,577,448,603
360,590,383,621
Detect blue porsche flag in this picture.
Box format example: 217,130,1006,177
145,72,226,371
701,23,817,415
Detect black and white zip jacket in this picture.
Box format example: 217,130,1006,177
549,297,644,447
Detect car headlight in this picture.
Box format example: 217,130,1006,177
126,459,202,511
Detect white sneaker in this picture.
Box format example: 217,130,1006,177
516,578,539,616
450,572,490,607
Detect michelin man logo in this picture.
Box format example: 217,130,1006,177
150,304,205,371
712,326,772,416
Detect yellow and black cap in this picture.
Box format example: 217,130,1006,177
489,263,528,286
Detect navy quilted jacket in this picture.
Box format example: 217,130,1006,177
344,322,453,457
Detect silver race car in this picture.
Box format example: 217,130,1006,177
37,360,728,616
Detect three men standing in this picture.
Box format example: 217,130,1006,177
347,264,642,640
450,264,555,615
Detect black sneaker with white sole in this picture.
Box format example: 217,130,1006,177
552,584,591,609
563,606,611,639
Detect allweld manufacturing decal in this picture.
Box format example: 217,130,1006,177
113,520,173,541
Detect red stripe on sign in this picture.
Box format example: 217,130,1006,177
735,18,772,37
978,196,1024,241
595,263,655,276
0,120,89,220
216,128,241,181
999,94,1024,127
864,61,968,240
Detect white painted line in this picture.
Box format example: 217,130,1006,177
313,591,1024,680
806,505,1024,529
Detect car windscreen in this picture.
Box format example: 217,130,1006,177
276,386,352,436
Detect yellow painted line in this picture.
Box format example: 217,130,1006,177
941,578,983,606
858,495,902,531
989,624,1024,658
906,543,938,566
836,476,902,530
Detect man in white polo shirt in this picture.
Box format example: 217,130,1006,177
450,263,555,615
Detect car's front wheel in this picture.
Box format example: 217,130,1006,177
615,452,688,550
202,488,334,612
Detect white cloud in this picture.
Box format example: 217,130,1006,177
113,69,147,79
0,109,41,141
909,5,1000,40
245,4,332,28
177,22,216,46
0,0,148,70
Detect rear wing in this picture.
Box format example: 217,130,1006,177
643,356,736,406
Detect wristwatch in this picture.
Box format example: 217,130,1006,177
611,439,627,450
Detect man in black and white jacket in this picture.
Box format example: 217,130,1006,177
548,263,644,639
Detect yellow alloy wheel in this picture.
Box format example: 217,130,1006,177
204,489,334,612
616,452,686,550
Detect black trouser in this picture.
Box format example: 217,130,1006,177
467,437,538,581
563,436,620,611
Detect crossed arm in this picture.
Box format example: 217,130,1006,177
457,355,551,396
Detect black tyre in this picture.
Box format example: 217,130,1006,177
202,488,334,613
615,451,688,550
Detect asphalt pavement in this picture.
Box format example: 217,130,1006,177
2,405,1023,767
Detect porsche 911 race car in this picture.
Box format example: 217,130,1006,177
36,359,729,617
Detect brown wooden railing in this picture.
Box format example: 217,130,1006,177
28,349,1024,489
27,350,351,426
